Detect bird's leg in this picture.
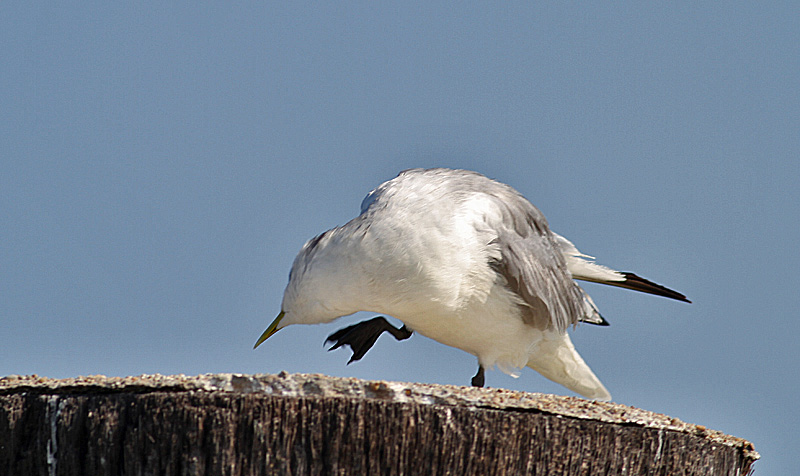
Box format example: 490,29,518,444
325,316,413,364
471,365,485,388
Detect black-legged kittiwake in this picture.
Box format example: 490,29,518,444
255,168,689,401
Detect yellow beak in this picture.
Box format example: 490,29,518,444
254,310,285,349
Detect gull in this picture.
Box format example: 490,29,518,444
255,168,689,400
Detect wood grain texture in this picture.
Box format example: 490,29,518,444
0,373,758,476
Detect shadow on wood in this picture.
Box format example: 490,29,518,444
0,373,758,475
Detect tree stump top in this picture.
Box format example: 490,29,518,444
0,371,758,464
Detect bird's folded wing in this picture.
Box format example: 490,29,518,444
482,195,586,333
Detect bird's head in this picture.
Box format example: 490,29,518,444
254,228,365,349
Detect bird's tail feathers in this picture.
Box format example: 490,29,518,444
526,334,611,401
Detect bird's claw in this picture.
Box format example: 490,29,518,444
471,366,485,387
325,316,412,364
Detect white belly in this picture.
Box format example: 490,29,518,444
387,284,549,375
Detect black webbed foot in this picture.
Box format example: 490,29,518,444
325,316,412,364
471,365,485,388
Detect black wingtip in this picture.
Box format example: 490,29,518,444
620,272,691,303
580,313,611,326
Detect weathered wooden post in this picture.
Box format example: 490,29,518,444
0,373,757,475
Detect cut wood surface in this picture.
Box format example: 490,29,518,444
0,372,758,475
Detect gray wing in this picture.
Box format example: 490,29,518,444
490,229,586,332
482,184,586,333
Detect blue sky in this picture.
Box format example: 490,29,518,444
2,3,797,473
